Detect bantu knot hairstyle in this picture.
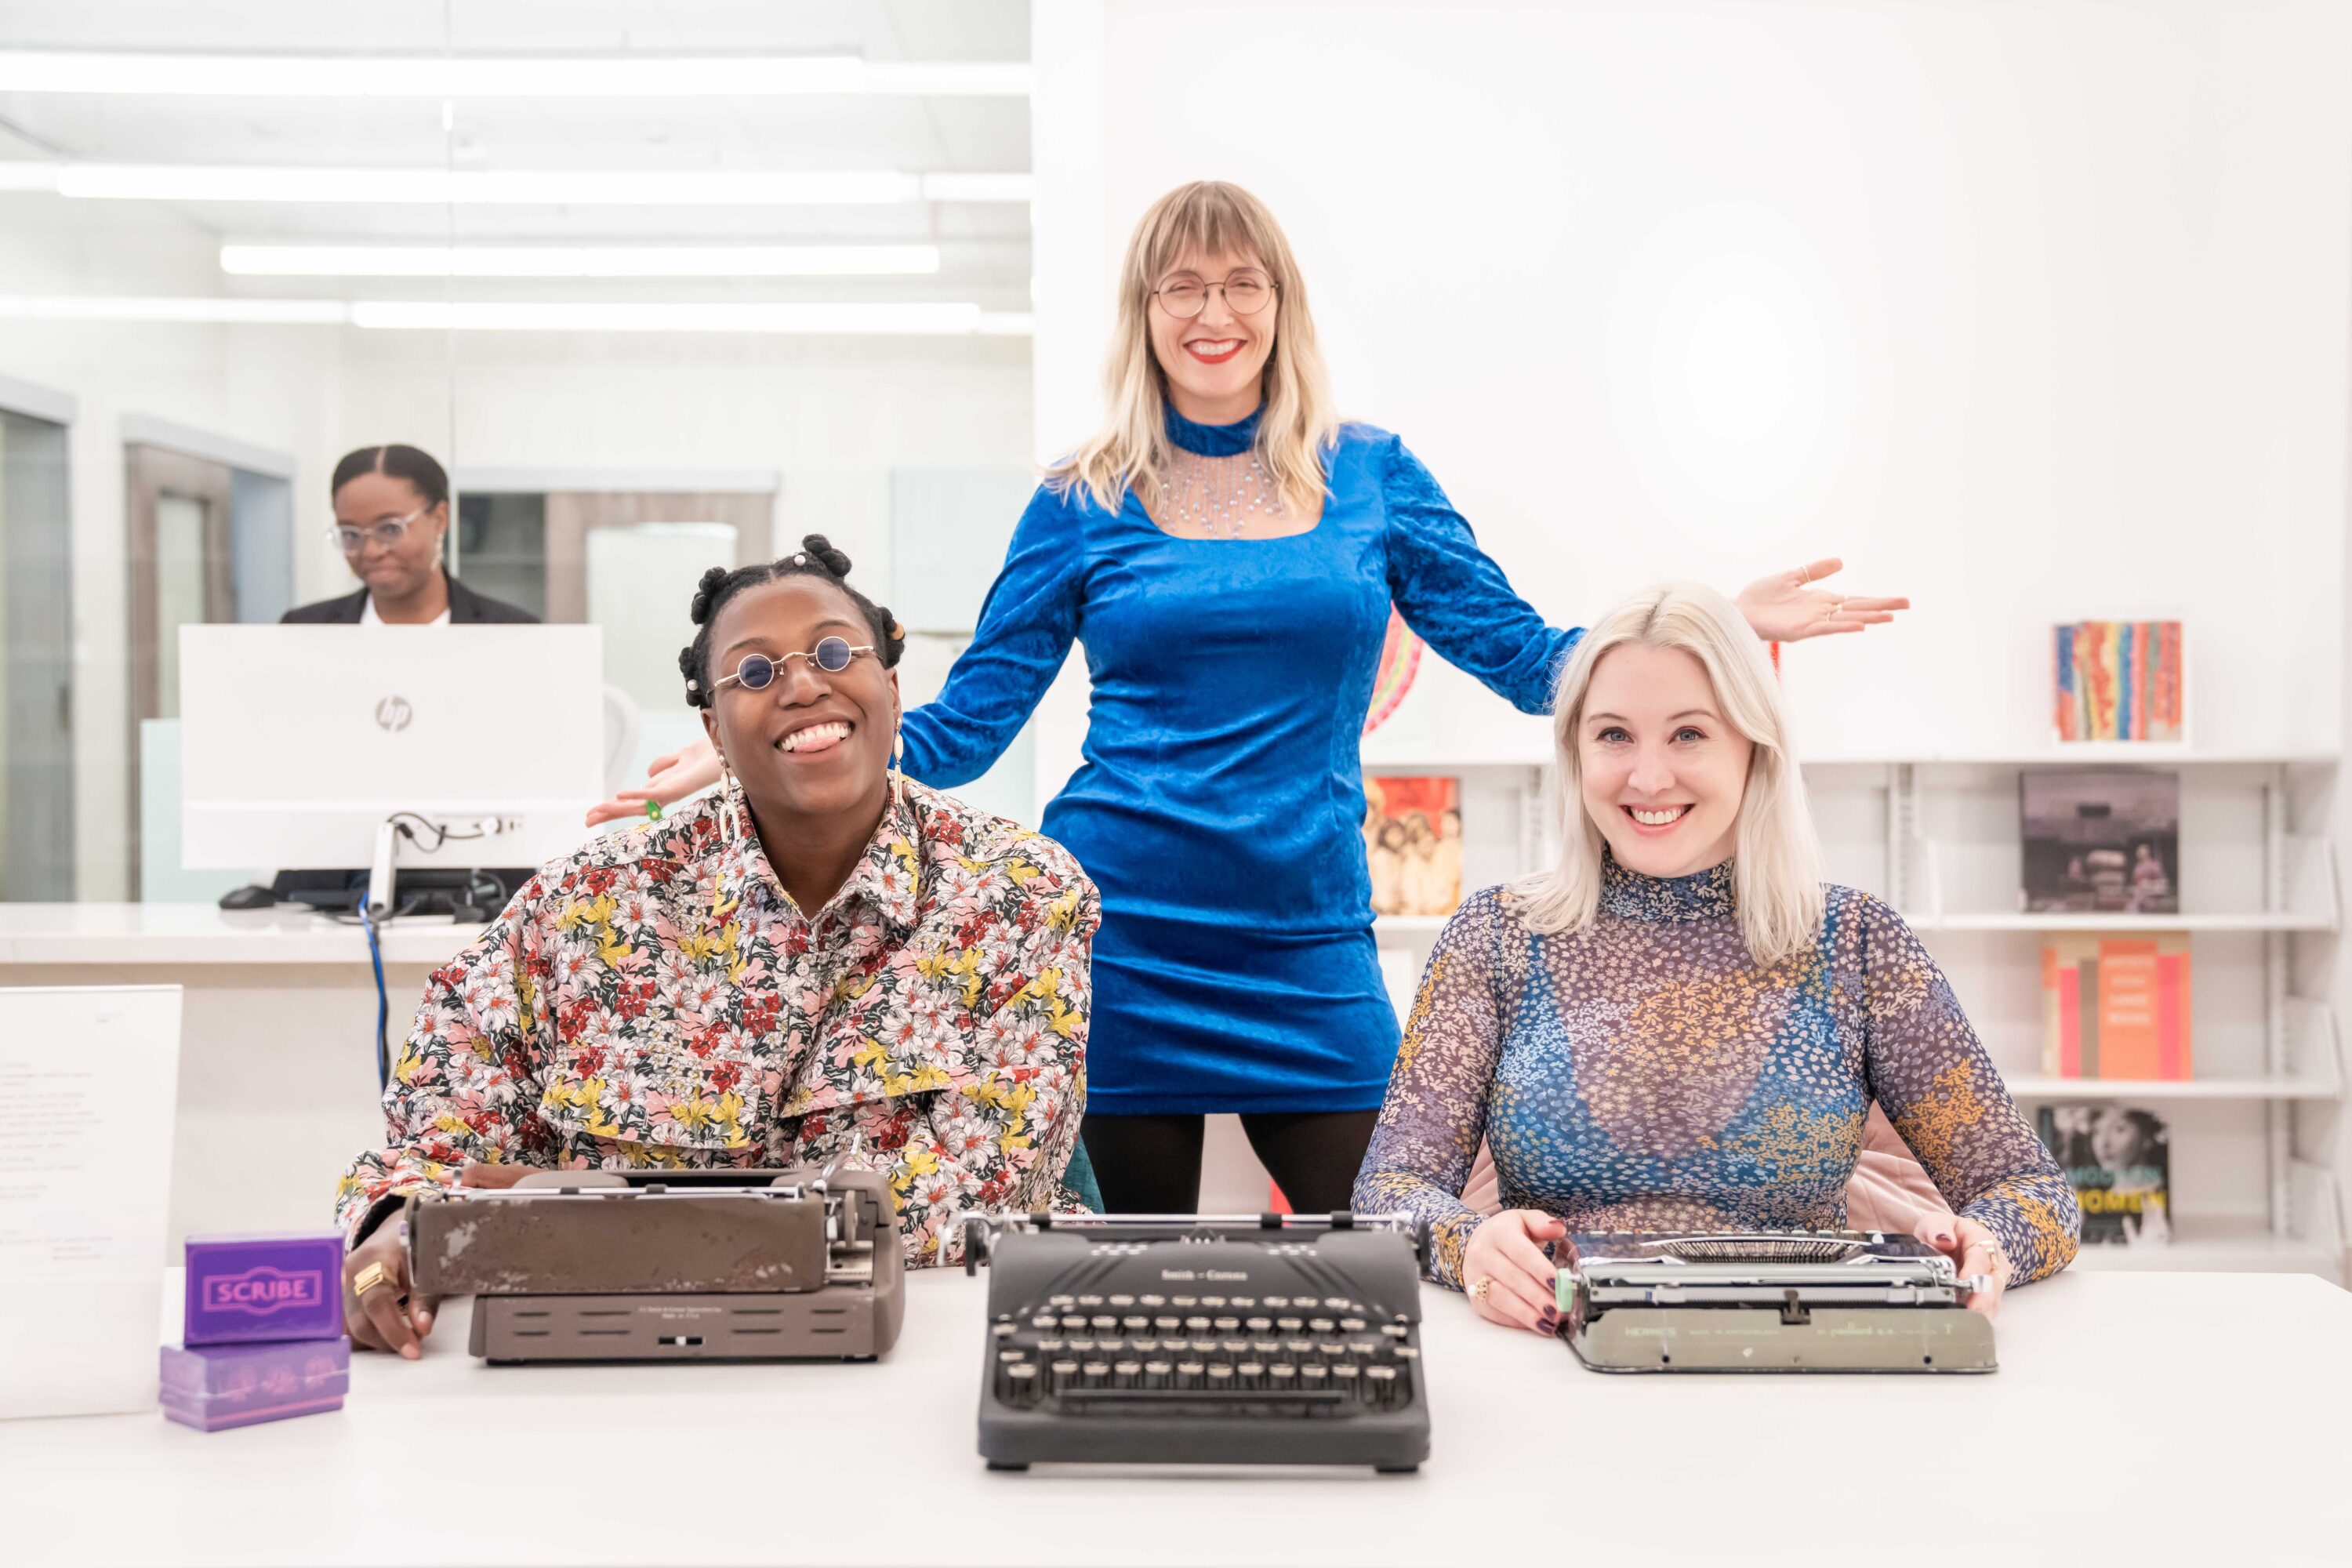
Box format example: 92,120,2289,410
677,533,907,708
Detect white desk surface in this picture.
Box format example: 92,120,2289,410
9,1267,2350,1568
0,902,478,967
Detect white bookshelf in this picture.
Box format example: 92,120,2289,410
1369,747,2352,1285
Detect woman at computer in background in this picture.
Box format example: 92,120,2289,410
586,180,1907,1217
333,537,1099,1358
1355,584,2081,1331
282,444,535,626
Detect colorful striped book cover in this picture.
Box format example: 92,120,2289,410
2053,619,2183,743
2041,934,2192,1080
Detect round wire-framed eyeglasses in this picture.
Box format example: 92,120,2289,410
713,637,876,695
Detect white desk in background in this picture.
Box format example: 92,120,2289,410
0,903,478,1248
6,1269,2348,1568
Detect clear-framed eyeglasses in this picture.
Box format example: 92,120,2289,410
327,506,427,554
1152,270,1278,318
712,637,876,696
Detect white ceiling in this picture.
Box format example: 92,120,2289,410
0,2,1031,307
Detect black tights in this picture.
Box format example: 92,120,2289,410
1079,1109,1381,1216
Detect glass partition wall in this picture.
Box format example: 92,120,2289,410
0,2,1039,906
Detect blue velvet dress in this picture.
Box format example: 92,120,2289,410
899,406,1579,1115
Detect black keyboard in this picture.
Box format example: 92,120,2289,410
968,1214,1430,1472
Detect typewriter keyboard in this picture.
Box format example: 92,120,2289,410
988,1290,1419,1417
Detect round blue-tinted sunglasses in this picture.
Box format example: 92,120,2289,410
712,637,874,696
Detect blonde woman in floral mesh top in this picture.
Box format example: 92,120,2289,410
1355,584,2079,1336
335,536,1099,1358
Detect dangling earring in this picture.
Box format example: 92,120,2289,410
718,756,743,846
889,715,906,807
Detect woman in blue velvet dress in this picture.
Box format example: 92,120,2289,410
590,180,1904,1210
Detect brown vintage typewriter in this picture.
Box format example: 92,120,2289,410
405,1164,904,1363
1557,1230,1996,1374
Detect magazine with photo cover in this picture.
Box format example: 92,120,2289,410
1364,775,1460,917
2036,1104,2172,1247
2019,768,2180,914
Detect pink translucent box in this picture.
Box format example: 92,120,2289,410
159,1337,350,1433
183,1232,346,1345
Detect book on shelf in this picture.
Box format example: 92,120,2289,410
2040,934,2192,1079
2019,768,2180,914
1364,775,1461,917
2053,619,2183,742
2036,1104,2172,1247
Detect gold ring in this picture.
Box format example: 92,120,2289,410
352,1261,393,1297
1468,1276,1493,1304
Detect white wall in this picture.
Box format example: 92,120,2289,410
1030,0,2352,771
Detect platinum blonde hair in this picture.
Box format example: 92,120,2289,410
1514,583,1826,966
1047,180,1341,519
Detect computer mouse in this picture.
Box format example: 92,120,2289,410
216,884,278,911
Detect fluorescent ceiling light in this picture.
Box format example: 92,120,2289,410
349,300,991,333
0,294,1033,335
220,242,942,278
0,50,1029,97
0,295,350,324
12,164,1030,207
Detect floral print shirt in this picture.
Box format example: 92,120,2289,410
1355,859,2081,1290
334,778,1100,1265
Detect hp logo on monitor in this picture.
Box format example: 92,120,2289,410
375,696,413,733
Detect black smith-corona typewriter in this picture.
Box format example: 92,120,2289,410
405,1165,905,1363
1557,1230,1996,1373
965,1213,1431,1472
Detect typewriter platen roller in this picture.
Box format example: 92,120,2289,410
969,1213,1432,1472
1558,1230,1996,1374
405,1166,904,1363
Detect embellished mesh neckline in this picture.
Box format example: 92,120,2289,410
1598,854,1737,923
1166,401,1262,457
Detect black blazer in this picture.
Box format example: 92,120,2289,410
280,573,539,625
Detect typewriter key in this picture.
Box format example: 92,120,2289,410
1109,1294,1135,1307
1207,1364,1234,1384
1154,1315,1181,1330
993,1321,1017,1338
1171,1296,1197,1308
1222,1339,1250,1354
1000,1348,1029,1363
1263,1296,1290,1308
1348,1340,1377,1356
1229,1297,1255,1308
1201,1296,1227,1308
1214,1316,1240,1330
1286,1339,1314,1355
1339,1317,1367,1332
1253,1338,1279,1354
1308,1318,1334,1333
1276,1316,1303,1331
1123,1315,1149,1330
1078,1295,1104,1307
1191,1338,1218,1354
1236,1362,1264,1380
1048,1294,1074,1306
1139,1294,1166,1307
1037,1338,1065,1352
1144,1360,1172,1385
1115,1360,1142,1382
1185,1316,1211,1330
1083,1361,1110,1380
1051,1359,1079,1378
1269,1364,1297,1382
1176,1360,1206,1383
1068,1338,1096,1352
1325,1298,1350,1310
1318,1341,1347,1357
1091,1315,1118,1330
1245,1316,1272,1332
1332,1363,1360,1382
1300,1364,1329,1385
1381,1323,1409,1338
1132,1337,1160,1352
1098,1338,1125,1352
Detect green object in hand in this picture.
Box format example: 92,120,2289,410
644,800,664,822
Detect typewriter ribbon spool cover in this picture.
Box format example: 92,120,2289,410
405,1167,906,1363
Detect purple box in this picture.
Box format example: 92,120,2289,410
159,1338,350,1432
183,1232,347,1345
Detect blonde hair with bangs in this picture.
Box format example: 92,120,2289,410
1515,583,1827,966
1047,180,1341,519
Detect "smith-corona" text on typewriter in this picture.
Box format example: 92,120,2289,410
1557,1230,1996,1374
965,1213,1431,1472
405,1165,905,1363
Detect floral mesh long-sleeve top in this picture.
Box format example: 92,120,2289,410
333,778,1100,1266
1354,858,2080,1290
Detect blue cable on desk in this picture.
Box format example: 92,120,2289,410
358,903,390,1090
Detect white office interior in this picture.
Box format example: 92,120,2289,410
3,4,2350,1564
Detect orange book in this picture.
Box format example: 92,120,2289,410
2096,940,2161,1079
